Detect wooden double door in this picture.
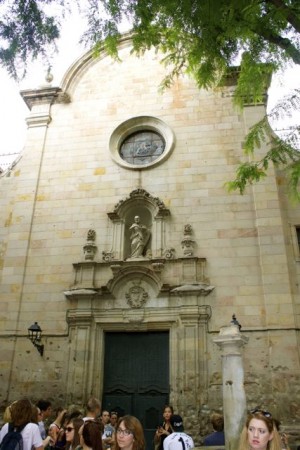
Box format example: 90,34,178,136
102,331,169,450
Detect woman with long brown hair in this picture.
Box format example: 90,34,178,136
65,417,84,450
154,405,174,450
79,420,102,450
115,415,145,450
0,398,43,450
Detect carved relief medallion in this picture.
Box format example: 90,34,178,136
126,284,149,308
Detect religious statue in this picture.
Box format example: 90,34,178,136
129,216,151,258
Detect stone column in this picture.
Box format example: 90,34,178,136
213,323,249,450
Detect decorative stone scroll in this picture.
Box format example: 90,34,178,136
102,251,114,262
164,248,176,259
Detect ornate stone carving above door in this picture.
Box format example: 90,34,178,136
125,283,149,308
64,188,214,303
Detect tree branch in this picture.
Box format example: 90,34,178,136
251,24,300,64
264,0,300,34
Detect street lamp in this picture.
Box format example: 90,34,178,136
28,322,44,356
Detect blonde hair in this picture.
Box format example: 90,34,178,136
3,401,18,423
3,405,12,423
238,411,282,450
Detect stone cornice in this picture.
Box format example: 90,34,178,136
66,305,212,326
20,86,70,110
171,283,215,296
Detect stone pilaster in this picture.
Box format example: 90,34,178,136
66,308,97,403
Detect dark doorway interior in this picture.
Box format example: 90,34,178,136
102,331,169,450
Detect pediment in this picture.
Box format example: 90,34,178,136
107,262,163,302
108,188,170,220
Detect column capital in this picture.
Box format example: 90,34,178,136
213,324,249,354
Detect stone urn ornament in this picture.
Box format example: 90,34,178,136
181,224,195,256
83,229,98,261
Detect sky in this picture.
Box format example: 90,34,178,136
0,8,88,170
0,9,299,171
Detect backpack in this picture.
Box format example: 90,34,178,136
0,423,25,450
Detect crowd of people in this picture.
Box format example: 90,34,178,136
0,398,292,450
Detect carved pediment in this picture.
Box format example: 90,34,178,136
107,262,163,299
108,188,170,220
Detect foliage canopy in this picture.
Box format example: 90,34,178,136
0,0,299,196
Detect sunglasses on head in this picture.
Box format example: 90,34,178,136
250,409,272,418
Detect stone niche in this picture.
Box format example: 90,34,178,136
106,187,171,261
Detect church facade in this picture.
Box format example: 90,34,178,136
0,35,300,443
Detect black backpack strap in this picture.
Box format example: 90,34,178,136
9,422,27,433
18,424,27,433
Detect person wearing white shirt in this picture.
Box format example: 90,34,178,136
0,399,43,450
163,415,194,450
82,397,101,422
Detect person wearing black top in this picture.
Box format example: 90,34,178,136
154,406,174,450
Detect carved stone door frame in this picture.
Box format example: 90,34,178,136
66,303,211,414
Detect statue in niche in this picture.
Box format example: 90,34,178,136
129,215,151,258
